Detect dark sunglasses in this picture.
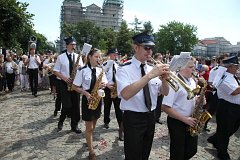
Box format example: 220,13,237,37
138,45,155,51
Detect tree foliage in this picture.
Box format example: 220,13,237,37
0,0,34,49
0,0,53,54
143,21,154,33
116,21,133,56
155,21,198,55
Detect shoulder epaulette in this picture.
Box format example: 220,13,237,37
103,62,107,66
214,66,219,71
78,65,87,71
119,61,132,67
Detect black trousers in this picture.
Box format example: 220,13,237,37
103,88,122,127
154,95,163,121
167,116,198,160
28,68,38,94
216,99,240,157
123,110,155,160
55,79,62,112
59,80,80,129
5,72,15,91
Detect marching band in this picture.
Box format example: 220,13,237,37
1,32,239,160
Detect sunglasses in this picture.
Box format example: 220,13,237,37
138,45,155,51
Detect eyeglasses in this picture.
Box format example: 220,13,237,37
138,45,155,51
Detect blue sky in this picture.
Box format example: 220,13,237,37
18,0,240,45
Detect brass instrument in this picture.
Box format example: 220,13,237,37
150,57,179,92
150,57,200,99
46,64,55,76
88,59,105,110
189,78,212,136
67,52,82,91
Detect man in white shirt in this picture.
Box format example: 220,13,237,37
53,36,83,134
116,31,170,160
208,56,240,160
25,43,41,97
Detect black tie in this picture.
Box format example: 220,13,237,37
90,68,96,91
140,64,152,111
68,54,73,75
112,63,116,82
234,75,240,85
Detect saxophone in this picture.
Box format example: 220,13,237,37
189,78,212,137
110,80,117,98
67,52,82,91
88,65,105,110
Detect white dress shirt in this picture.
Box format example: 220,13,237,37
116,56,162,112
217,72,240,105
53,51,83,79
103,59,118,85
28,55,40,69
162,74,196,117
73,65,108,90
211,66,227,87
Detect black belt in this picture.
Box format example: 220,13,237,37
124,110,154,115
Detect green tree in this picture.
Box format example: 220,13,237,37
116,21,133,56
129,16,142,33
61,21,101,49
143,21,154,33
155,21,198,55
101,28,117,50
0,0,34,49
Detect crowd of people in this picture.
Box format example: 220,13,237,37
0,31,239,160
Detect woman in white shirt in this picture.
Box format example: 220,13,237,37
72,48,107,160
162,53,199,160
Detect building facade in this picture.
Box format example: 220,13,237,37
59,0,124,51
193,37,240,57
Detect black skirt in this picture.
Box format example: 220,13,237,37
82,95,102,121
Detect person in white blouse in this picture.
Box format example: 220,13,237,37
53,36,83,134
161,53,199,160
5,55,18,92
208,56,240,160
25,43,41,97
18,55,29,91
72,48,107,160
116,31,170,160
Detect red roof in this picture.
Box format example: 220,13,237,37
200,40,217,45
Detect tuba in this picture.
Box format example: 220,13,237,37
189,78,212,136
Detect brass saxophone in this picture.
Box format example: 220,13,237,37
67,52,82,91
110,80,117,98
189,78,212,137
88,63,105,110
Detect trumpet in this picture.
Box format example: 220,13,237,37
150,57,200,99
150,57,179,92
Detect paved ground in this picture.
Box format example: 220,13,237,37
0,88,239,160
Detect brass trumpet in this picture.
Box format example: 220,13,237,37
150,57,200,99
150,57,179,92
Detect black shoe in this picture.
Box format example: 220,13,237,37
203,127,210,132
71,128,82,134
34,94,37,97
104,123,109,129
53,111,57,117
207,136,218,149
218,152,231,160
155,119,163,124
58,122,63,131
